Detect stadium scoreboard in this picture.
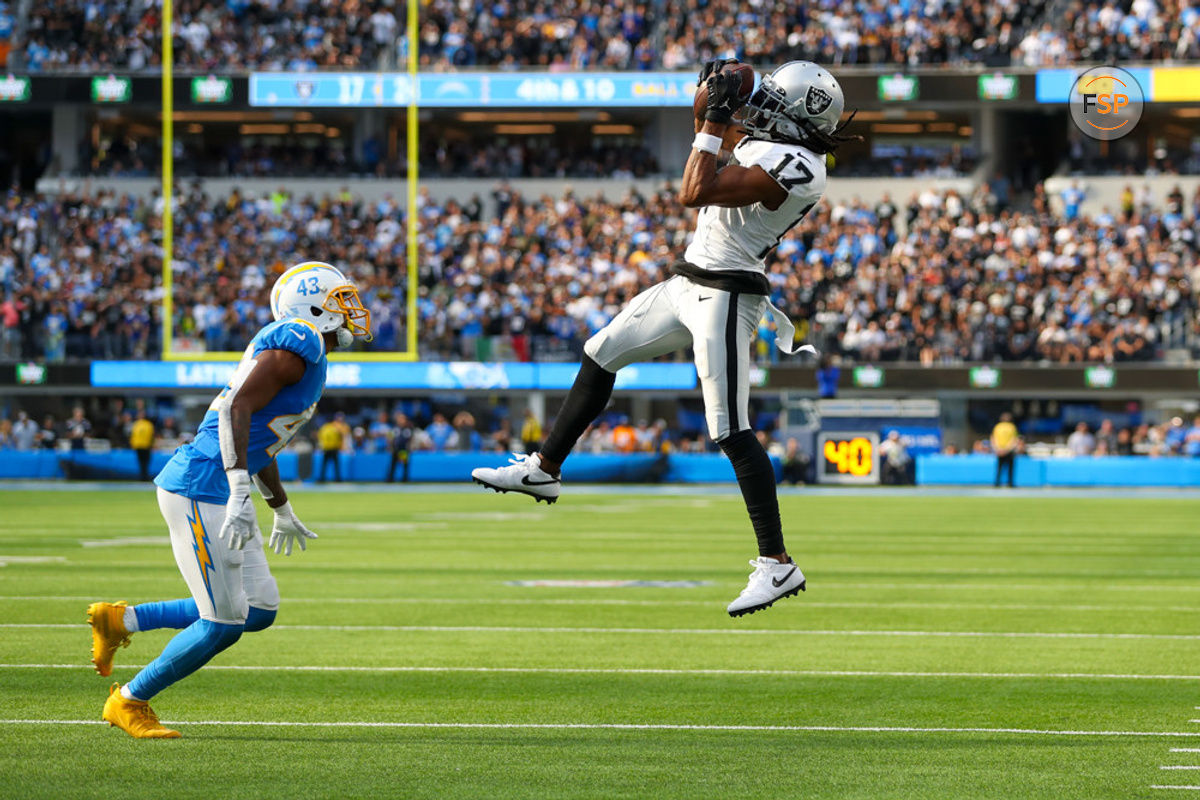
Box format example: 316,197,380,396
817,432,880,485
248,72,699,108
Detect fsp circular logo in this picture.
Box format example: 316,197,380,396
1069,66,1144,140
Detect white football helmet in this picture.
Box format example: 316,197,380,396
742,61,848,152
270,261,372,348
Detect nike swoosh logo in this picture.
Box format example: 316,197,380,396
521,475,560,487
698,295,712,302
772,567,797,588
291,329,306,340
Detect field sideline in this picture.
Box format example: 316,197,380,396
0,488,1198,799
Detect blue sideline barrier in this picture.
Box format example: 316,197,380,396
0,450,300,482
5,450,1197,487
916,454,1200,487
313,452,756,483
0,450,62,479
0,449,782,484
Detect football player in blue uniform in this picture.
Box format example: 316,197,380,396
87,262,370,738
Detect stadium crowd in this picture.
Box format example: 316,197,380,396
802,180,1199,364
11,0,1199,72
6,402,1200,475
2,180,1200,364
659,0,1047,69
19,0,402,72
1015,0,1200,65
0,400,721,479
967,415,1200,458
420,0,656,70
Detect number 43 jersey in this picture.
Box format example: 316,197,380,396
683,137,827,274
155,318,327,504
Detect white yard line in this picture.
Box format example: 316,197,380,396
6,594,1200,613
1163,767,1200,770
2,719,1200,737
1172,749,1200,753
8,622,1200,640
821,582,1200,594
1152,786,1200,791
3,663,1200,681
0,556,66,566
79,537,170,548
10,581,1200,595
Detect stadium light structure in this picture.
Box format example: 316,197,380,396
159,0,422,363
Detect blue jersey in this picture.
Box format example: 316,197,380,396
156,318,327,504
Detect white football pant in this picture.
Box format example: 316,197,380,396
157,487,280,625
584,275,766,441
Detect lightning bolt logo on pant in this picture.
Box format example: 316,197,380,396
188,500,216,606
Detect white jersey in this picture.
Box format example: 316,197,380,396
684,138,827,274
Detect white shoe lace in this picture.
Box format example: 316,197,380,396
500,452,538,473
736,559,770,597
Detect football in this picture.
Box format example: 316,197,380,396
693,62,756,120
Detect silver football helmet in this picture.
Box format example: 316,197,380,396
741,61,847,150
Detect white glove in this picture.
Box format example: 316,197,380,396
268,501,318,556
219,469,258,551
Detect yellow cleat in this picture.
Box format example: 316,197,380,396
87,601,132,677
102,684,181,739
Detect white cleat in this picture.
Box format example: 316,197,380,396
471,453,561,504
727,557,806,618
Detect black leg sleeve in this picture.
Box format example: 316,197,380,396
540,355,617,466
718,429,785,556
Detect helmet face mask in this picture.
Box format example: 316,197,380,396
742,79,803,143
270,262,373,346
323,284,372,341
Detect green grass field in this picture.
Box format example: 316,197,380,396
1,487,1199,799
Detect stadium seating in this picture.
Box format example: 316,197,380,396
2,181,1197,363
11,0,1198,71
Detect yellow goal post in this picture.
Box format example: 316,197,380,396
159,0,421,363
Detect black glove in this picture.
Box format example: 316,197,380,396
704,71,747,125
696,58,738,86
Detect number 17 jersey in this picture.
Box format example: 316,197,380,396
155,318,327,504
683,137,827,274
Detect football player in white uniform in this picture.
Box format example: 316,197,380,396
473,60,855,617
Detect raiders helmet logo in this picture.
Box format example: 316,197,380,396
805,86,833,116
